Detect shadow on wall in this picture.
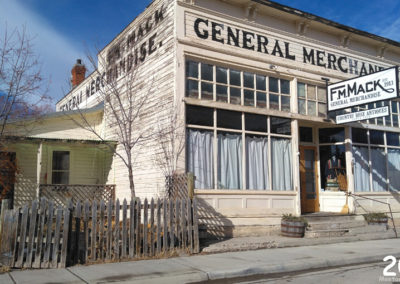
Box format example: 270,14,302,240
196,198,233,242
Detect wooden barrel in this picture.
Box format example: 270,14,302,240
281,220,306,238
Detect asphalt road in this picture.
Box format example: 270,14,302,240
201,262,391,284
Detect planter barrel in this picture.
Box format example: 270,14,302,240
281,220,306,238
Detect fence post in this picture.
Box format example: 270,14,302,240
0,199,10,235
187,173,195,200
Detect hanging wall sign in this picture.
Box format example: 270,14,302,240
327,66,399,111
335,106,389,124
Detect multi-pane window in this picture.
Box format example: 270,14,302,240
185,60,291,111
297,82,327,117
52,151,70,184
352,128,400,192
186,105,293,191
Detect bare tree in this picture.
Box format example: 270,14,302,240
0,25,50,137
153,105,185,198
69,51,156,198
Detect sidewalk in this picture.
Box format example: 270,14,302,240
1,238,399,283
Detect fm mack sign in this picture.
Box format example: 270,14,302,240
327,67,399,111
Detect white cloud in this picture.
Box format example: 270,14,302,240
0,0,84,104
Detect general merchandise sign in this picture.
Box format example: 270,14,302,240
327,67,399,111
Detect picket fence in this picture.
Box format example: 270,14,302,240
0,197,199,268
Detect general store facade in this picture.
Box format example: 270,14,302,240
9,0,400,236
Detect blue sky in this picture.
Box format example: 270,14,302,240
1,0,399,106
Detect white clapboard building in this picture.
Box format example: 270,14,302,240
5,0,400,237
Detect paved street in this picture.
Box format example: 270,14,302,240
1,239,399,283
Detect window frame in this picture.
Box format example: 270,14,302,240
51,150,70,185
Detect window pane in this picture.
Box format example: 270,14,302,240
318,103,327,117
371,147,387,192
216,66,227,84
388,149,400,191
186,105,213,126
52,172,69,184
187,129,214,189
256,92,266,108
217,109,242,130
353,146,370,192
352,128,368,144
256,75,266,91
298,99,306,115
244,89,254,106
201,63,213,81
216,85,228,102
307,101,316,116
281,79,290,94
392,101,398,113
271,117,291,135
319,145,346,191
186,61,198,78
307,85,316,100
269,77,279,92
318,87,326,102
281,96,290,112
201,82,213,100
246,135,269,190
297,83,306,98
387,132,400,146
271,138,292,190
370,130,384,145
217,132,242,189
230,69,241,86
319,128,345,143
243,72,254,88
245,113,267,132
230,87,241,105
186,79,198,98
269,94,279,110
300,127,313,143
393,114,399,127
53,151,69,171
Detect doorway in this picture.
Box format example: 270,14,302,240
0,152,16,207
300,146,319,213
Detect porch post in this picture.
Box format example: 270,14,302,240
36,142,43,199
345,126,355,213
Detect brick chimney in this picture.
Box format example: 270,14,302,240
71,59,86,88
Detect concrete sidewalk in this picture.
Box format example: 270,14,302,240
1,238,400,283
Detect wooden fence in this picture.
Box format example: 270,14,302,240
0,197,199,268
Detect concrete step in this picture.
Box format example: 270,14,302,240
305,228,349,238
307,220,367,231
302,214,363,222
348,224,389,235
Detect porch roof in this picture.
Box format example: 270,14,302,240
2,135,117,145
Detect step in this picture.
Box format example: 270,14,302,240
348,223,389,235
306,220,366,231
305,228,349,238
302,214,363,222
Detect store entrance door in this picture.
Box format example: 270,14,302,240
300,146,319,213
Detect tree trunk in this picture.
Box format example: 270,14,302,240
128,166,135,198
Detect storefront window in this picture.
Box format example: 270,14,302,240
186,105,292,191
319,145,346,191
52,151,70,184
351,128,400,192
185,60,291,112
